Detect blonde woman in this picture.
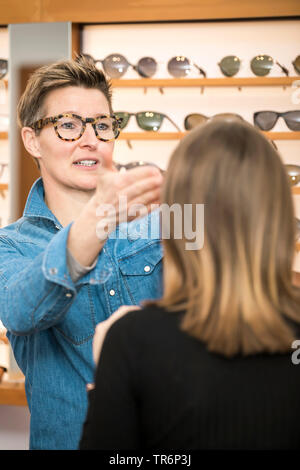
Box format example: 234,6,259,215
80,119,300,450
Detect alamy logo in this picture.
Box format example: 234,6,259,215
291,340,300,365
95,197,205,251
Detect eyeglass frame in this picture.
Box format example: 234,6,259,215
253,110,300,131
115,111,181,132
31,113,122,142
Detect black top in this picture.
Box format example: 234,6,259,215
79,305,300,450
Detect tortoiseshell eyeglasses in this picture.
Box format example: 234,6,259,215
31,113,122,142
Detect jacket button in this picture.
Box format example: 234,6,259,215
65,292,73,298
144,265,151,272
109,289,115,296
49,267,58,275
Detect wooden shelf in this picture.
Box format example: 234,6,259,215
119,132,184,140
296,243,300,252
112,77,298,88
0,381,27,407
119,131,300,141
0,183,8,198
0,132,8,140
292,187,300,195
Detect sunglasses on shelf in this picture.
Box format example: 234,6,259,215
114,160,164,174
253,111,300,131
115,111,181,132
82,53,157,78
167,56,206,78
218,55,289,77
0,59,7,79
184,113,243,130
285,165,300,186
82,53,206,79
292,55,300,75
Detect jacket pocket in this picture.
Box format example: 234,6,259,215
118,241,163,304
54,284,96,345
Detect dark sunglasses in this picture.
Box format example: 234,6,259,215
0,59,8,79
115,111,181,132
184,113,243,130
254,111,300,131
218,54,289,77
82,53,206,79
114,160,164,174
293,55,300,75
167,56,206,78
285,165,300,186
82,53,157,78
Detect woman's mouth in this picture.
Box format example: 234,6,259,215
73,159,99,169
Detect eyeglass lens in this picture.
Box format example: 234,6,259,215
218,56,241,77
293,55,300,74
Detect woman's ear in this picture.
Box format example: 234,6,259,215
21,127,42,159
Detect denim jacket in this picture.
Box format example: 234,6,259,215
0,178,163,449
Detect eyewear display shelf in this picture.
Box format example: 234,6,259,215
113,76,300,141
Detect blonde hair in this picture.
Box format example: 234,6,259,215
153,119,300,357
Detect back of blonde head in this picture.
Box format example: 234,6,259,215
157,119,300,357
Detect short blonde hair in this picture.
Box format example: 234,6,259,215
154,119,300,357
17,55,113,129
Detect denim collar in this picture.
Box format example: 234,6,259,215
23,177,62,228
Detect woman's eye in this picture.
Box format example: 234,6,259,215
61,121,75,129
96,122,109,131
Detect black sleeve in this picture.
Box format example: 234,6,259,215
79,317,141,450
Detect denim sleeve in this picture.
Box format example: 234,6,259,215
0,224,79,335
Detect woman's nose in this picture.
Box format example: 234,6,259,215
79,123,98,145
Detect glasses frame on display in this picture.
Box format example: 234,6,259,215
115,111,181,132
167,56,206,78
184,113,244,130
31,113,122,142
114,161,164,174
82,53,157,79
253,111,300,132
81,53,206,79
218,54,289,77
